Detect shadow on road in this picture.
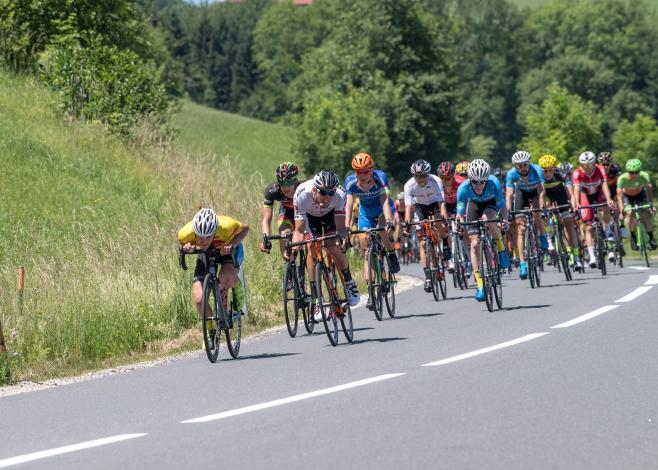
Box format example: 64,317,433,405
539,282,588,288
393,312,444,320
352,327,375,332
502,304,551,311
349,337,407,345
230,352,300,361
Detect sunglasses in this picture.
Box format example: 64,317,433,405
414,174,429,179
471,180,486,186
515,163,529,169
581,163,595,169
629,171,639,175
279,180,297,187
355,170,372,176
318,188,336,197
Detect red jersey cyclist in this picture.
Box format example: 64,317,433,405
573,151,615,268
437,161,463,272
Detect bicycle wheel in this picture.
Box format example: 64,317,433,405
226,284,242,359
339,288,354,343
316,263,339,347
436,244,448,299
368,249,383,321
201,275,221,363
556,223,572,281
382,254,396,318
297,252,314,335
596,225,607,276
426,239,440,301
525,227,537,288
480,241,494,312
638,225,650,268
282,262,299,338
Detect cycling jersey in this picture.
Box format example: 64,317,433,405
456,176,505,216
403,175,445,206
506,164,545,192
617,171,651,192
440,178,459,205
293,180,346,222
178,216,244,248
344,169,389,208
599,163,621,188
543,173,571,213
573,166,607,195
263,181,299,209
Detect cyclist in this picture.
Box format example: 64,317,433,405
538,154,582,270
344,152,399,309
178,208,250,318
616,158,656,250
456,159,510,302
403,159,450,292
437,161,462,272
573,150,615,268
394,192,406,241
456,160,470,181
260,162,301,259
493,167,516,266
292,170,360,320
598,151,623,243
506,150,547,280
559,161,574,185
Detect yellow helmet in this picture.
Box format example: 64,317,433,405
538,154,559,169
455,160,470,175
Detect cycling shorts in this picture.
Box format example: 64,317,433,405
579,191,605,223
307,211,336,237
623,190,649,212
513,189,539,217
277,205,295,230
465,198,498,236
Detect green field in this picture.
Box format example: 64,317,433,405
171,100,296,179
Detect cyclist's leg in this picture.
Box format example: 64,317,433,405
580,192,597,262
483,206,507,267
192,257,207,318
513,189,527,262
465,200,484,293
277,206,294,260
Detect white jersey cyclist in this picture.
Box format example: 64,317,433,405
293,179,347,223
403,174,445,207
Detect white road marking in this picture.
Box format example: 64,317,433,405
645,275,658,285
421,333,549,367
551,305,619,329
629,266,650,270
0,434,146,468
616,286,653,303
182,373,406,423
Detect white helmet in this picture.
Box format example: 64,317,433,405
578,151,596,165
410,159,431,176
397,192,404,200
312,170,340,191
512,150,531,164
192,208,218,237
468,158,491,181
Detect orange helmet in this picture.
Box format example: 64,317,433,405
351,152,374,171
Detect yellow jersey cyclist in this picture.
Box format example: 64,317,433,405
344,152,400,307
457,159,510,302
403,159,451,293
260,162,302,259
506,150,548,280
538,154,583,271
178,208,250,318
292,170,360,320
616,158,656,250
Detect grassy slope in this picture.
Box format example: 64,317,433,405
171,100,296,178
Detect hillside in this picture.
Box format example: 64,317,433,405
171,100,296,179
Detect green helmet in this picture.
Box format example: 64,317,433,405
626,158,642,172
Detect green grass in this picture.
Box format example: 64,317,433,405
171,100,296,178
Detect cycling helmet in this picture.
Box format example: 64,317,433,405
468,158,491,181
512,150,531,164
397,192,404,200
313,170,340,191
559,161,573,176
455,160,469,175
275,162,299,182
351,152,374,170
192,208,218,237
437,161,455,177
597,152,612,164
578,151,596,165
493,167,506,180
410,159,431,176
626,158,642,172
538,154,559,169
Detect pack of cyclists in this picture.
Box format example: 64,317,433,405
177,149,655,353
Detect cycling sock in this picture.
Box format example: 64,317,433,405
474,271,483,288
341,268,353,283
587,247,595,260
424,268,431,280
495,238,505,251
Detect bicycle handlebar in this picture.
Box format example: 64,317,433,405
350,227,387,235
178,245,239,271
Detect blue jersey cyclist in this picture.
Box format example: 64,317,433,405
505,150,548,280
344,153,400,311
457,159,510,302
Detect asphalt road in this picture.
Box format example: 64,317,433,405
1,261,657,469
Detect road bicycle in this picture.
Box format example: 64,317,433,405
545,204,572,281
351,227,396,320
301,233,354,347
179,246,245,363
266,234,314,337
628,203,654,268
407,218,448,301
585,202,611,276
511,208,545,288
460,218,503,312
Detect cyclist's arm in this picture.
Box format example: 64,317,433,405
602,180,612,204
505,186,514,211
231,223,249,247
537,183,546,208
566,184,577,210
345,194,354,229
380,192,393,224
573,184,581,207
616,187,625,212
439,201,449,221
647,182,654,203
261,205,273,238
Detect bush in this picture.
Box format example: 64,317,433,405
39,37,173,137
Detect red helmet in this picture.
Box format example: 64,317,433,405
437,161,455,177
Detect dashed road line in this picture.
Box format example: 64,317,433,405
182,373,406,424
615,286,653,303
629,266,650,270
0,434,147,469
551,305,619,329
644,275,658,285
421,333,549,367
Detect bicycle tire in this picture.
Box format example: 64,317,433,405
491,242,503,310
340,293,354,343
556,222,571,281
525,226,536,288
596,224,607,276
427,239,440,301
481,240,494,312
383,254,396,318
316,263,339,347
297,252,314,335
226,284,242,359
638,224,650,268
368,249,383,321
201,275,221,363
282,262,299,338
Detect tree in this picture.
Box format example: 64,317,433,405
520,83,603,163
612,115,658,173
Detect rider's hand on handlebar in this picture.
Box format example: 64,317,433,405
182,242,196,254
385,219,394,233
260,234,272,253
220,244,233,256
